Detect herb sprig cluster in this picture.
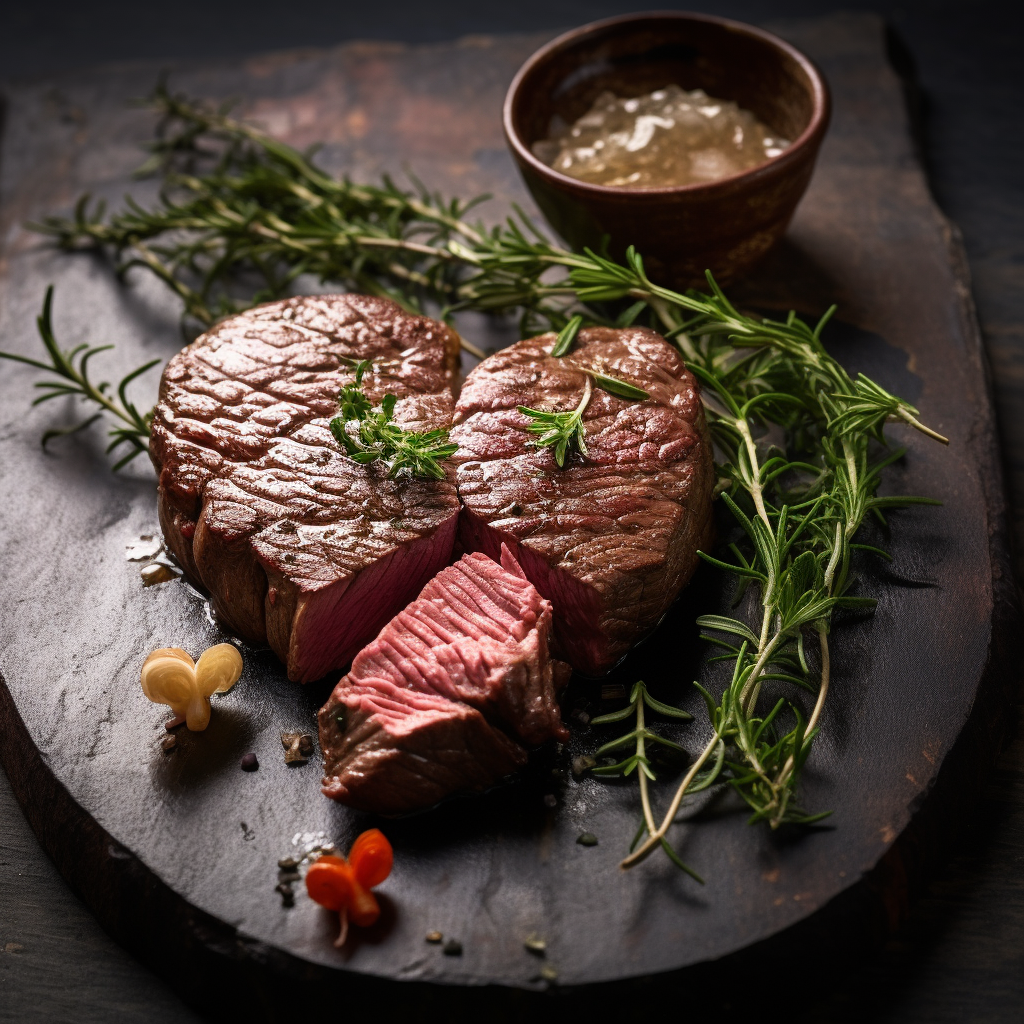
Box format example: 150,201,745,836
9,86,949,874
328,359,457,480
519,365,650,467
0,286,157,469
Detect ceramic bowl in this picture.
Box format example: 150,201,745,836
503,12,831,289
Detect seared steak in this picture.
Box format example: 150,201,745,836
318,548,568,814
451,327,714,676
150,294,462,683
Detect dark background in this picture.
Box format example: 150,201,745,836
1,2,1022,1021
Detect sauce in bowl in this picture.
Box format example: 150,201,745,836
532,85,789,189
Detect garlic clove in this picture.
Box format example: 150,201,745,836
141,650,198,711
184,693,212,732
195,643,244,696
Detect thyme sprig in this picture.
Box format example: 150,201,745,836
328,360,457,480
0,287,157,469
22,87,950,875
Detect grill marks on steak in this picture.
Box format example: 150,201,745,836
318,549,568,814
451,327,715,676
150,294,462,683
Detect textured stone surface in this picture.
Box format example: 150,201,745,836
0,10,1018,1018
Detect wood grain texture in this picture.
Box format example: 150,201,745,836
0,12,1019,1019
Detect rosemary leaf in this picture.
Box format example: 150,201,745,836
550,314,583,357
586,369,650,401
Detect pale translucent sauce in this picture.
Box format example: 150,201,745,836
533,85,790,188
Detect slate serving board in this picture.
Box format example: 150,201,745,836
0,13,1018,1017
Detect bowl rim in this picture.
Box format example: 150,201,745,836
503,10,832,199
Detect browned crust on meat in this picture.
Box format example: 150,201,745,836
149,294,462,681
451,326,715,674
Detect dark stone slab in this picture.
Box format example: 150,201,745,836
0,12,1018,1016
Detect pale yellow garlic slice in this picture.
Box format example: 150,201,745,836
195,643,244,696
140,644,242,732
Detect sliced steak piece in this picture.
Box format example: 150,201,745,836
451,326,715,676
149,294,462,683
318,548,568,814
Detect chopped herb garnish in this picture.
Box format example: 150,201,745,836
519,376,591,468
328,361,457,480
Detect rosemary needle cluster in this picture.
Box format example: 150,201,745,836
520,376,592,467
519,364,650,467
0,287,156,469
12,86,950,875
328,359,457,480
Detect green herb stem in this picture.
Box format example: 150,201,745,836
518,374,592,467
0,286,157,469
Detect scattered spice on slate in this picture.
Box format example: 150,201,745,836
577,832,599,847
278,856,299,871
281,731,313,764
571,755,597,777
425,931,443,944
278,870,301,884
540,965,558,982
443,939,463,956
240,753,259,772
275,882,295,907
141,563,179,587
160,734,177,753
543,794,558,809
524,935,546,955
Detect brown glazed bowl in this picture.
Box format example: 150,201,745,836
503,11,830,289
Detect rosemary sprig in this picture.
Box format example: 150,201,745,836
519,376,592,467
23,87,950,874
518,367,649,467
0,287,158,469
590,681,705,880
328,361,457,480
